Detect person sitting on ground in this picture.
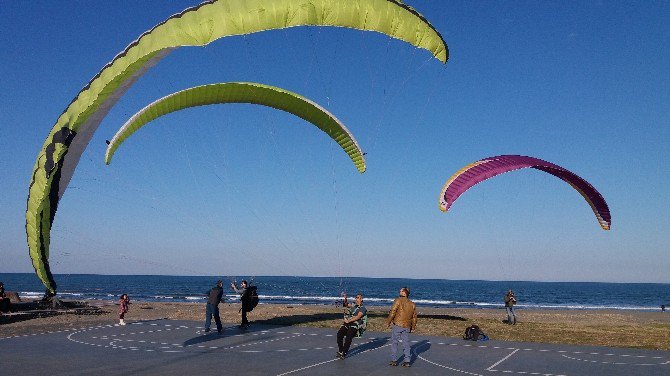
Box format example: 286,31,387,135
504,289,517,325
231,280,251,329
387,287,417,367
205,280,224,334
336,292,367,359
0,282,11,314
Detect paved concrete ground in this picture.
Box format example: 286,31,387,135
1,319,668,375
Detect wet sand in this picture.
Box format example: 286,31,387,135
2,300,669,350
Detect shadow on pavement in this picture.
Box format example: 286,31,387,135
410,340,431,365
348,337,391,357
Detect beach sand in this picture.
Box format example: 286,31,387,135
2,301,669,351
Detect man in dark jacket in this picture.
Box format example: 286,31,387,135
231,280,251,329
0,282,11,314
205,280,224,334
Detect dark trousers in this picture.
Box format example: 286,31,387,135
0,299,10,313
336,324,358,355
205,303,222,332
241,306,249,326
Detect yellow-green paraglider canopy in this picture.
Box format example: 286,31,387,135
27,0,448,294
105,82,366,173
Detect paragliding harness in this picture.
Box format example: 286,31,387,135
241,285,259,313
463,324,489,341
343,305,368,338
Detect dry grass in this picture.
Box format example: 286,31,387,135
2,302,669,350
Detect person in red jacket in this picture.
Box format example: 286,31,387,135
118,294,130,325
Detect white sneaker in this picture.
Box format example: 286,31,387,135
120,320,126,325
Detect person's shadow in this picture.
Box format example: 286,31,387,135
408,340,431,365
183,331,227,347
182,325,249,347
346,336,390,357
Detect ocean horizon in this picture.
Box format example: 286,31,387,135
1,273,668,311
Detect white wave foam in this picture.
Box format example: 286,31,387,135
58,292,83,296
185,296,205,300
517,303,659,311
19,291,43,298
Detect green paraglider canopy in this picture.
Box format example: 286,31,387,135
105,82,366,173
27,0,448,294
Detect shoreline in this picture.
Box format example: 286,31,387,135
11,293,666,312
2,300,669,351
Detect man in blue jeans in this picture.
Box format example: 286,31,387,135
387,287,417,367
205,280,224,334
504,289,517,325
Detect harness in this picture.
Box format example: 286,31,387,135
343,305,368,337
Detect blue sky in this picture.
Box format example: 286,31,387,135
1,1,668,283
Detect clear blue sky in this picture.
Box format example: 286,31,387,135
1,1,668,283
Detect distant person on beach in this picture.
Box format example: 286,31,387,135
205,280,224,334
387,287,417,367
504,289,517,325
0,282,11,314
336,292,367,359
231,280,251,329
118,294,129,325
662,305,666,312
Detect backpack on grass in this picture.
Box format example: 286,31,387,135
463,324,488,341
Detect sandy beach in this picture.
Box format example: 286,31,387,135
2,300,668,351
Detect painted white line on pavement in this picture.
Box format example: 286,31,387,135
487,349,520,371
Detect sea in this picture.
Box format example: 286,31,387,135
1,273,668,311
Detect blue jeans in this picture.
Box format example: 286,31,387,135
205,303,222,332
390,324,411,361
506,306,516,324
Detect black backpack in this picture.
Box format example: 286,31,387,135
244,285,259,312
463,325,481,341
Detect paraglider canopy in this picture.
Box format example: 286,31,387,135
105,82,366,173
439,155,611,230
26,0,449,294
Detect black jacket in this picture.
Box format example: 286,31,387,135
207,286,223,305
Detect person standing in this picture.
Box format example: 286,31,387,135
387,287,417,367
231,280,251,329
504,289,517,325
0,282,11,314
118,294,130,325
205,280,224,334
336,293,367,359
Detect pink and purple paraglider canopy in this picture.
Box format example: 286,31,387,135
439,155,611,230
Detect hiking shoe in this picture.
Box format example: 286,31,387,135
402,362,411,367
389,361,398,366
335,351,344,359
